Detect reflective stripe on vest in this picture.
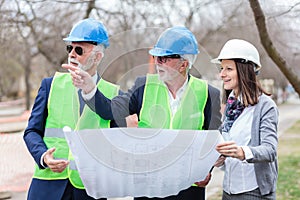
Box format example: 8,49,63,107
33,72,119,189
138,74,208,130
44,128,64,138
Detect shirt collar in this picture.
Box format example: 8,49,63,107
229,91,243,104
167,77,188,100
92,73,98,84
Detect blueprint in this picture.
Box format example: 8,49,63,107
64,127,223,198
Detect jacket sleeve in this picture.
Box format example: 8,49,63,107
86,76,145,127
248,96,278,163
23,78,52,169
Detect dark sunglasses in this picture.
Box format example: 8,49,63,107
154,54,181,63
66,45,84,56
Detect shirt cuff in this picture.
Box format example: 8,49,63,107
241,146,254,161
82,86,97,101
40,152,48,168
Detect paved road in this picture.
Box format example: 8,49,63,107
1,100,299,200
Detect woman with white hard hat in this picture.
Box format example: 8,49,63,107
212,39,278,200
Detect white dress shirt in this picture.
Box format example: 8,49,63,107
222,104,259,194
166,78,188,116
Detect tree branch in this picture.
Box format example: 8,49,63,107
249,0,300,96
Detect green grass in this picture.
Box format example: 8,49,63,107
277,155,300,199
277,120,300,200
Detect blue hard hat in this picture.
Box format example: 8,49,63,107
63,18,109,48
149,26,199,56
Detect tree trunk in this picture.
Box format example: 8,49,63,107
24,59,31,110
249,0,300,97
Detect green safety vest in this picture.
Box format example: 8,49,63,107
139,74,208,130
33,72,119,189
139,74,208,187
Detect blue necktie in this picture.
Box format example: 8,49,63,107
78,89,84,115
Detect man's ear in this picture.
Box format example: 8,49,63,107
93,52,103,63
180,60,189,73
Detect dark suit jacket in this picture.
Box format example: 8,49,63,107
24,76,116,200
88,75,221,130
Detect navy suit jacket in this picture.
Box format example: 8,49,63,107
24,76,116,200
24,77,67,199
88,76,221,130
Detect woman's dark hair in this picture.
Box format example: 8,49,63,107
222,89,232,104
232,59,270,106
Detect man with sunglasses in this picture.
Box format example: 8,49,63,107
23,18,120,200
65,26,221,200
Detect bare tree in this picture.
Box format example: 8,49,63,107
0,0,96,107
1,0,299,105
249,0,300,96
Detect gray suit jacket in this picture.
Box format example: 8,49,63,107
247,94,279,195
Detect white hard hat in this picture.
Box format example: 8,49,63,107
211,39,261,72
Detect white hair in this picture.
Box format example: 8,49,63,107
181,54,197,69
93,44,105,57
88,44,106,67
